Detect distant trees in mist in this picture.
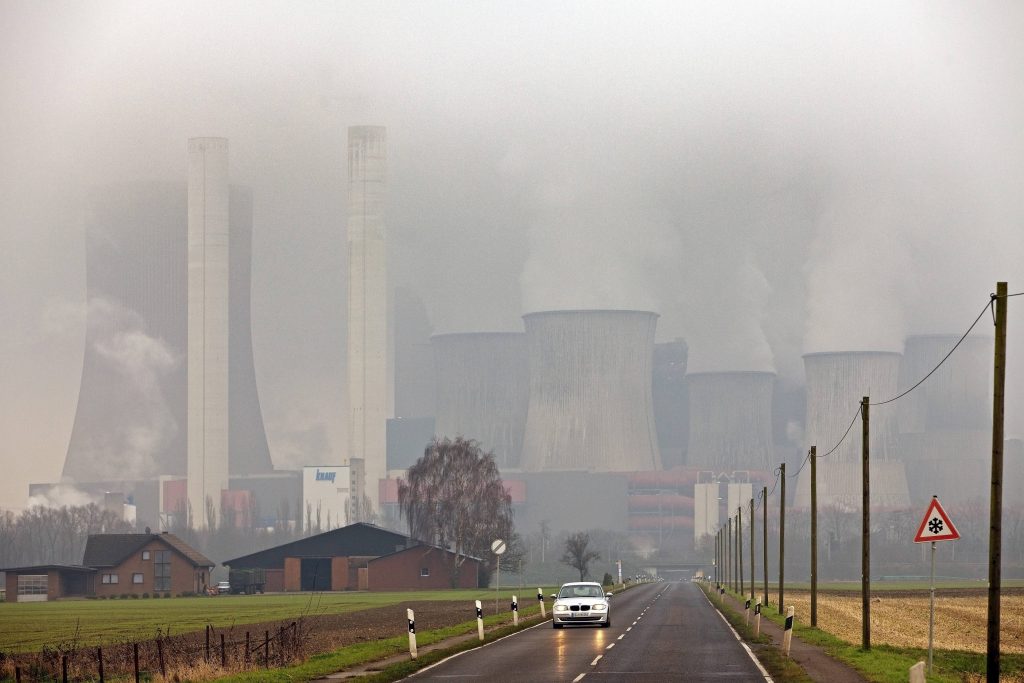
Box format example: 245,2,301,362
0,504,133,567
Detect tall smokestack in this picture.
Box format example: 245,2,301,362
520,310,662,472
346,126,388,516
187,137,230,529
686,371,775,472
431,332,529,469
795,351,909,509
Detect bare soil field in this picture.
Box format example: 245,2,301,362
783,588,1024,653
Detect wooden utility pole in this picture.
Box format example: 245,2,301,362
862,396,871,651
988,282,1008,683
738,507,744,596
779,462,786,614
727,516,732,591
811,445,818,627
762,485,768,607
750,497,755,603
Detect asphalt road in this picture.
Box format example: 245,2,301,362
406,581,770,682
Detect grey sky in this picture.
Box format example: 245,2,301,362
2,1,1023,507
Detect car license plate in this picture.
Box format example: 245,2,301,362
576,612,588,618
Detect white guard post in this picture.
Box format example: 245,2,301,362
538,588,546,618
407,608,417,659
782,606,795,657
476,599,485,641
512,595,518,626
744,597,751,625
754,598,762,637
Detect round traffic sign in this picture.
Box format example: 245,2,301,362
491,539,507,555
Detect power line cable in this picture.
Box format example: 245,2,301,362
870,296,992,407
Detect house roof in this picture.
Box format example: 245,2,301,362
224,522,410,569
83,533,214,569
367,543,483,565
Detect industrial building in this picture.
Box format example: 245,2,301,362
685,371,775,472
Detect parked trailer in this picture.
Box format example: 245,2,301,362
228,568,266,594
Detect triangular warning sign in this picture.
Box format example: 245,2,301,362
914,497,960,543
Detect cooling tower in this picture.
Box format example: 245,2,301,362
519,310,662,472
431,332,529,469
346,126,389,516
898,334,993,503
685,371,775,472
795,351,908,509
63,178,273,488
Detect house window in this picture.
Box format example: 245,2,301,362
17,575,47,595
101,574,118,584
154,550,171,591
420,567,430,577
142,551,150,560
133,573,144,584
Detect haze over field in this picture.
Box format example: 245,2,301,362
2,1,1023,508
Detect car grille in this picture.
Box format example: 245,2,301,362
569,605,591,611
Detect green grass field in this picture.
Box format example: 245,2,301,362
0,587,555,653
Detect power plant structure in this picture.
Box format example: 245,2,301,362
685,371,775,472
187,137,231,528
60,143,275,530
519,310,662,472
897,334,992,503
431,332,529,469
795,351,909,510
346,126,389,516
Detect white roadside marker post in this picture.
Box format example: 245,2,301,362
744,598,751,625
783,606,795,657
909,661,926,683
754,598,762,637
538,588,546,618
512,595,519,626
476,600,485,641
407,608,417,659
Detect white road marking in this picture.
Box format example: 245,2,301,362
572,675,586,682
702,589,774,682
606,643,615,650
626,626,632,632
591,655,602,666
617,634,624,640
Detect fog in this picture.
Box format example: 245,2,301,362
2,1,1023,507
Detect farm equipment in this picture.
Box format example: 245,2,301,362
228,567,266,594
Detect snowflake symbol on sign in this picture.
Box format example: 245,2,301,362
928,518,943,534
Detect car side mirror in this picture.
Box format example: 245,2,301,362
605,592,613,598
550,593,557,600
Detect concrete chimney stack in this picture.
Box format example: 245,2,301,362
187,137,230,528
346,126,389,516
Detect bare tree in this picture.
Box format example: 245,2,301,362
397,436,514,587
562,532,601,581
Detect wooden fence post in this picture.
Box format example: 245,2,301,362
264,630,269,669
157,637,166,677
220,633,226,668
205,624,211,662
97,646,104,683
62,654,68,683
133,642,140,683
245,632,251,666
279,625,285,665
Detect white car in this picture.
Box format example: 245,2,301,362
551,582,612,628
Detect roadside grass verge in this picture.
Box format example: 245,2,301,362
0,587,556,653
699,584,813,683
736,588,1024,683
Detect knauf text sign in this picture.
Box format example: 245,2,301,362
315,469,337,483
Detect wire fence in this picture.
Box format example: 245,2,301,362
0,619,309,682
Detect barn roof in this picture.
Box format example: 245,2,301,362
223,522,411,569
83,533,214,568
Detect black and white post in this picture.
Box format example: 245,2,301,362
476,600,485,641
538,588,546,618
754,598,762,637
783,606,795,657
512,595,519,626
407,608,417,659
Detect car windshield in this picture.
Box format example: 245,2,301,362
558,585,603,599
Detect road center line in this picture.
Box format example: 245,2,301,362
591,655,602,666
573,674,586,682
606,642,615,650
626,626,632,631
617,634,624,640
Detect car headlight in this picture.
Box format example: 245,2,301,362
591,602,607,611
554,604,569,612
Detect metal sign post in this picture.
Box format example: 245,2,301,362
913,495,961,674
491,539,506,616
